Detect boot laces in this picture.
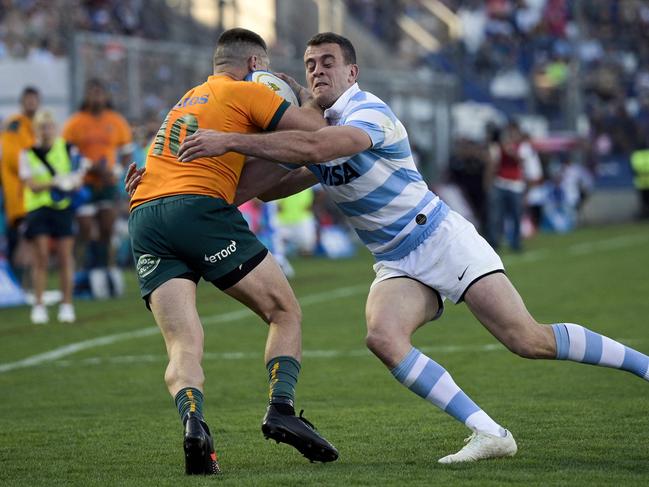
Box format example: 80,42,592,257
297,409,316,430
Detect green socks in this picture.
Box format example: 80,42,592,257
173,358,300,423
175,387,204,423
267,356,301,411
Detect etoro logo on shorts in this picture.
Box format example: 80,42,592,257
204,240,237,263
137,254,161,278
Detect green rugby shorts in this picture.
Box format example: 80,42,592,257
129,195,267,303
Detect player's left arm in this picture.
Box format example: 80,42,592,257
257,167,318,202
275,104,327,132
178,125,372,165
233,157,292,206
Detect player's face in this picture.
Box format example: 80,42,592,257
304,43,358,109
86,84,108,109
21,93,40,117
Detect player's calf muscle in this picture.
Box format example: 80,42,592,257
496,322,556,359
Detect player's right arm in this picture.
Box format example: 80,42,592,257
178,124,372,165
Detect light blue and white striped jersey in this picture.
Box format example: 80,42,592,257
307,83,449,261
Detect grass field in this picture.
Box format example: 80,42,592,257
1,223,648,486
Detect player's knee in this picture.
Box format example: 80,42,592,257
506,339,538,359
502,323,554,359
365,325,398,357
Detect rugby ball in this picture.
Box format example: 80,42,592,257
245,70,300,106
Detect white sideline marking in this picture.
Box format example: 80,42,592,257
1,232,647,374
568,234,649,255
0,326,160,374
51,344,507,367
0,284,367,374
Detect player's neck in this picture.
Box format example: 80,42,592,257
212,67,244,81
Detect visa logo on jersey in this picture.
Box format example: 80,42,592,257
315,161,360,186
175,94,209,108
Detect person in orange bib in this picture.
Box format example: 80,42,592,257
0,86,40,277
62,79,133,296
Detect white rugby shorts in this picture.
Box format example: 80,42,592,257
371,210,504,319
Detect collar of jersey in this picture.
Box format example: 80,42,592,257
324,83,360,124
208,74,236,82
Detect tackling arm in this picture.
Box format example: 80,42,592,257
234,157,291,206
257,167,318,202
235,160,318,205
276,104,327,132
178,125,372,165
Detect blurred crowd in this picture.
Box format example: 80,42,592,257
0,0,212,60
348,0,649,131
448,0,649,143
346,0,649,233
445,120,594,254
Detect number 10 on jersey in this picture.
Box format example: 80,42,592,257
152,113,198,158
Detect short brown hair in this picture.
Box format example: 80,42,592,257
307,32,356,65
214,28,268,67
21,86,40,100
80,78,113,110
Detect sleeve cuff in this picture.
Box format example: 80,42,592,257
266,100,291,132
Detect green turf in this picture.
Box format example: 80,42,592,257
1,223,648,486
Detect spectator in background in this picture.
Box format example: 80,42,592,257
0,86,39,278
487,121,526,252
520,131,544,231
19,111,82,324
448,137,490,232
606,100,637,156
277,189,317,257
239,199,294,278
62,79,133,298
635,95,649,145
631,148,649,219
541,155,593,233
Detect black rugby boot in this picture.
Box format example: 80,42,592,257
261,403,339,463
183,412,221,475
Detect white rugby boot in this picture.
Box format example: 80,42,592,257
438,429,517,464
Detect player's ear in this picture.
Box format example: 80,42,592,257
348,64,359,83
247,55,256,73
248,55,264,73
